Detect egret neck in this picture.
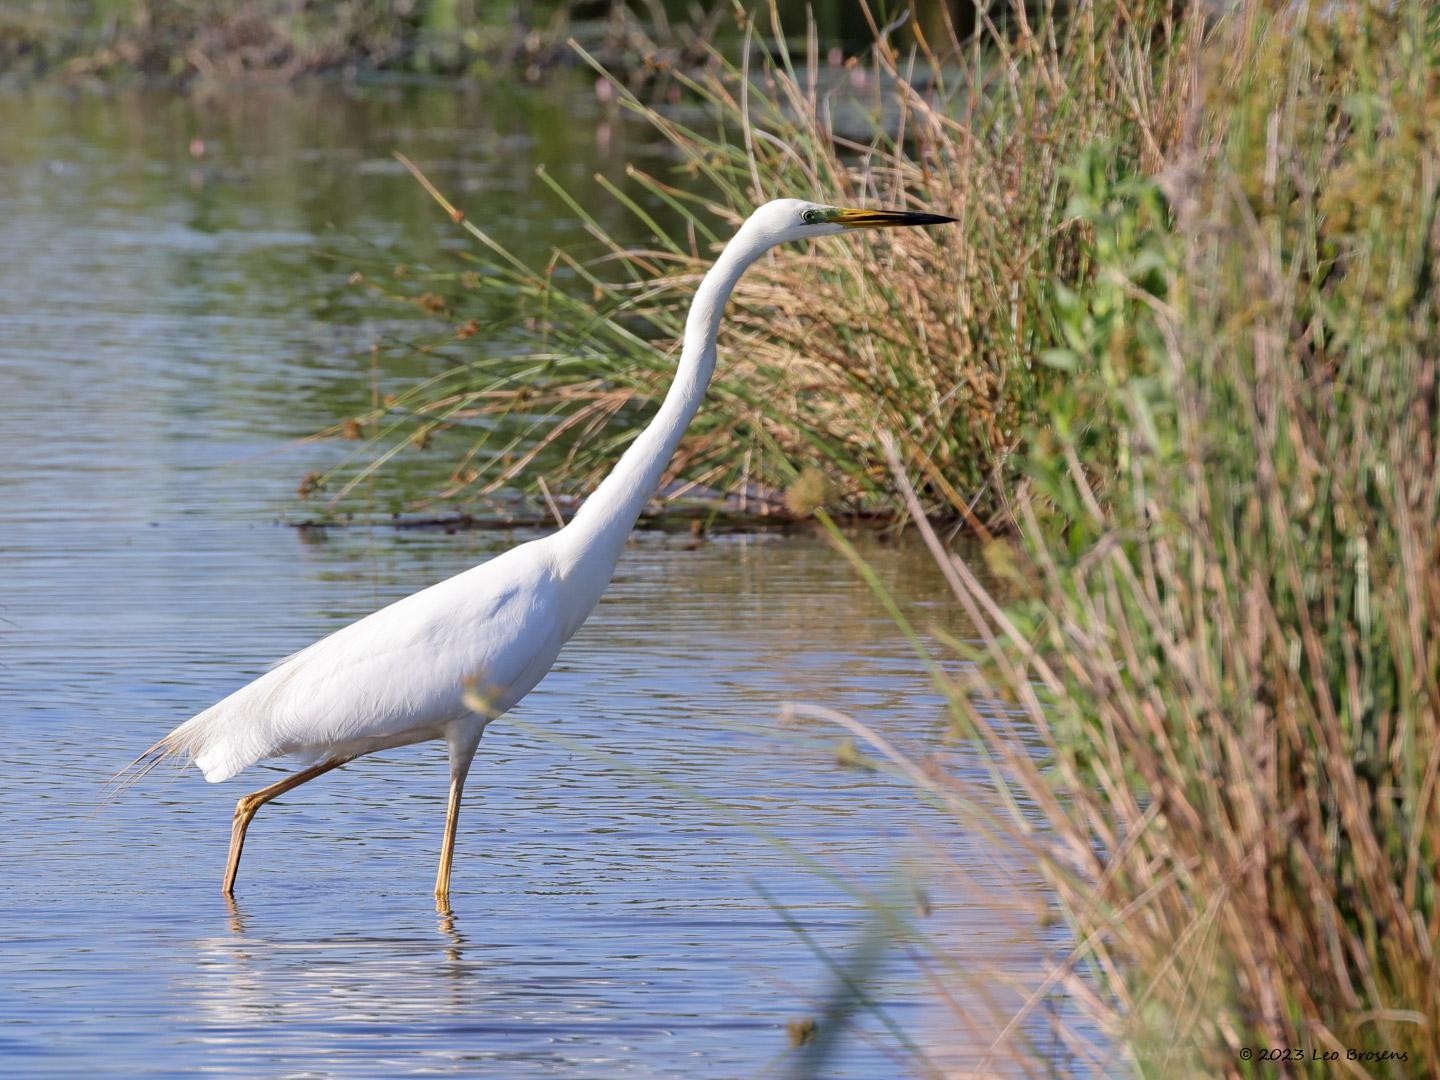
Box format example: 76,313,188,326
558,232,765,578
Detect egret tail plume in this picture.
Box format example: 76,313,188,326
106,717,212,804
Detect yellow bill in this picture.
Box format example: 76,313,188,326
827,206,957,229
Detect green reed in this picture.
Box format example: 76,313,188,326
849,3,1440,1074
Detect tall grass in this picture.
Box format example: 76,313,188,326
840,2,1440,1074
327,0,1197,524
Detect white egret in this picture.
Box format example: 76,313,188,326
132,198,955,907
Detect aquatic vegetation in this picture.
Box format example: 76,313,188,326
321,0,1193,525
829,2,1440,1073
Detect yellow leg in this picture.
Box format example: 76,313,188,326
222,756,354,896
434,770,466,912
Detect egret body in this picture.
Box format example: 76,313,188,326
136,199,954,907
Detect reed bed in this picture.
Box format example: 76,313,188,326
324,0,1195,524
823,2,1440,1074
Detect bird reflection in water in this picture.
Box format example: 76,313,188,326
189,895,493,1047
437,906,466,967
224,893,248,937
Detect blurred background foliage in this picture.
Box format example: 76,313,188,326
3,0,996,82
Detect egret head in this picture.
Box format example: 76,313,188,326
743,198,957,246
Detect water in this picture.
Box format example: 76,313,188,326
0,83,1062,1076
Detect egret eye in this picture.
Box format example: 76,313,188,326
801,209,820,224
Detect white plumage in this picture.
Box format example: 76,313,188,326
177,539,569,783
131,197,954,905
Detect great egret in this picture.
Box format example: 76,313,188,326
132,198,955,907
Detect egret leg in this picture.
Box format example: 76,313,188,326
222,755,355,896
435,733,481,911
433,773,466,910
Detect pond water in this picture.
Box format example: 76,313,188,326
0,83,1069,1077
